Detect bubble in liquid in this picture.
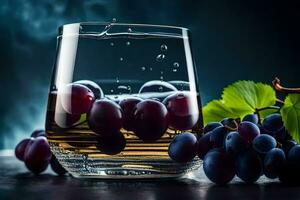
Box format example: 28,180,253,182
116,77,120,83
160,71,164,75
173,69,178,72
149,67,153,71
110,42,114,46
117,85,132,94
110,89,114,93
141,67,146,71
156,54,165,62
173,62,180,68
112,18,117,23
158,86,164,92
128,28,132,32
120,57,124,61
160,44,168,52
160,76,164,80
126,41,131,46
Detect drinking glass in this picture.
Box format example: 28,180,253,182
46,22,203,178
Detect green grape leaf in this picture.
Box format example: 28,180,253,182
281,94,300,143
203,80,277,125
202,100,247,125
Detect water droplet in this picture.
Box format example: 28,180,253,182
160,76,164,80
141,66,146,71
110,42,114,46
160,71,164,75
158,86,163,91
149,67,153,71
156,54,165,62
173,62,180,68
112,18,117,23
160,44,168,52
126,41,130,46
128,28,132,32
110,89,114,93
120,57,124,61
173,69,178,72
116,77,120,83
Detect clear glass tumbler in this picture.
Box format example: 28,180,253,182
46,22,203,179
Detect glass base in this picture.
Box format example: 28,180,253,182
51,144,202,179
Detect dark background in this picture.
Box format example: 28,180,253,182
0,0,299,149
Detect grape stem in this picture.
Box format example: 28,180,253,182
254,106,280,124
273,77,300,93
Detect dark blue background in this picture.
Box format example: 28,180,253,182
0,0,299,149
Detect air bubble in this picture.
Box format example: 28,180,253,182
116,77,120,83
160,71,164,75
160,76,164,80
110,89,114,93
173,69,178,72
128,28,132,32
149,67,153,71
160,44,168,52
141,67,146,71
156,54,165,62
120,57,124,61
110,42,114,46
126,41,131,46
173,62,180,68
112,18,117,23
158,86,163,92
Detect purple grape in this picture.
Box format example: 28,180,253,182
221,118,238,129
262,113,284,133
288,145,300,169
209,126,228,148
282,140,297,155
203,149,235,185
198,132,213,159
242,114,259,124
235,149,262,183
139,80,178,93
264,148,286,179
163,92,199,131
252,134,277,154
275,128,292,143
31,129,46,138
87,99,123,135
24,136,52,174
225,131,248,156
50,155,67,176
74,80,104,99
203,122,223,133
133,99,168,142
96,131,126,155
60,83,95,115
168,132,198,162
238,121,260,143
15,138,33,161
119,97,143,131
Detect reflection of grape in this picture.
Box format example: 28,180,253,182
74,80,104,99
50,155,67,176
133,100,168,142
87,99,123,135
96,132,126,155
24,137,52,174
168,132,198,162
203,149,235,185
60,83,95,115
163,92,198,130
119,97,143,131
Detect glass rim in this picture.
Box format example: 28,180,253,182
58,22,190,36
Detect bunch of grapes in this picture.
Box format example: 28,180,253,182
15,129,67,175
198,113,300,185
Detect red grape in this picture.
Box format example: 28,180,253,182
87,99,123,135
163,92,199,130
74,80,104,99
133,99,168,142
60,83,95,115
24,136,52,174
15,138,33,161
96,131,126,155
119,97,143,131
